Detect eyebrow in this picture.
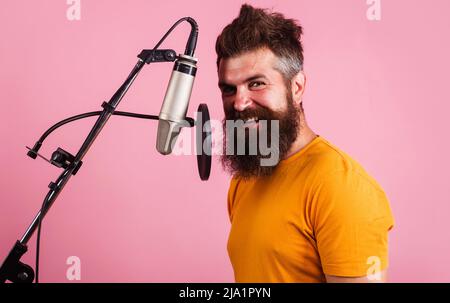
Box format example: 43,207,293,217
218,74,268,88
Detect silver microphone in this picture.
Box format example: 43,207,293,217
156,54,198,155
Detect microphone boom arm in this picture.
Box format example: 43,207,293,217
0,17,200,283
26,110,195,161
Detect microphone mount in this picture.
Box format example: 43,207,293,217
0,17,211,284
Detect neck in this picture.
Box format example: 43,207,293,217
284,113,317,159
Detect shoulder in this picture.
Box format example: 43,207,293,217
305,138,393,224
304,137,385,192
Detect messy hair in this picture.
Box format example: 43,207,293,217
215,4,304,83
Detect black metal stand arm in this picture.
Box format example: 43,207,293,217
0,55,148,283
0,16,202,283
25,111,195,165
0,56,140,283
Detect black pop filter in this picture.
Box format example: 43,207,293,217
196,103,211,181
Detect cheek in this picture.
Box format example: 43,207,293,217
222,97,234,111
250,90,285,111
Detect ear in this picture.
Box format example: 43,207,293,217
290,71,306,106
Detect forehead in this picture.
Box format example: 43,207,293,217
218,48,281,84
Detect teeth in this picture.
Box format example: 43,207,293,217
244,117,258,123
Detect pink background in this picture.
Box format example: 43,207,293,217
1,0,449,282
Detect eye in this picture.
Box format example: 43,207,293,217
249,81,265,90
221,85,236,96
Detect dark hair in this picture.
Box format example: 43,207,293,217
215,4,304,82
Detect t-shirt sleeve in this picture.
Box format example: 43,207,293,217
227,177,240,223
312,169,395,277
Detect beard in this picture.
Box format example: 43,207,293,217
220,93,301,179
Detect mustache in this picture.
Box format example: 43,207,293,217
224,106,280,122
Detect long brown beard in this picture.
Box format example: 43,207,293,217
220,93,300,179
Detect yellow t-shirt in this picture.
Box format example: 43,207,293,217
227,135,395,282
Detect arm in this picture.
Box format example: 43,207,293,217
325,270,387,283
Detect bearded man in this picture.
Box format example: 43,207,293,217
216,4,395,283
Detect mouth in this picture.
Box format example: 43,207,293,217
242,117,259,127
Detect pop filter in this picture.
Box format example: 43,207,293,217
196,103,211,181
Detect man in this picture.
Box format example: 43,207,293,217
216,5,395,283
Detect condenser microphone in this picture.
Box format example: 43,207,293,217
156,17,198,155
156,54,197,155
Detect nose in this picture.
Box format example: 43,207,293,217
233,87,252,112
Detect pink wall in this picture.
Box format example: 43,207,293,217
1,0,449,282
